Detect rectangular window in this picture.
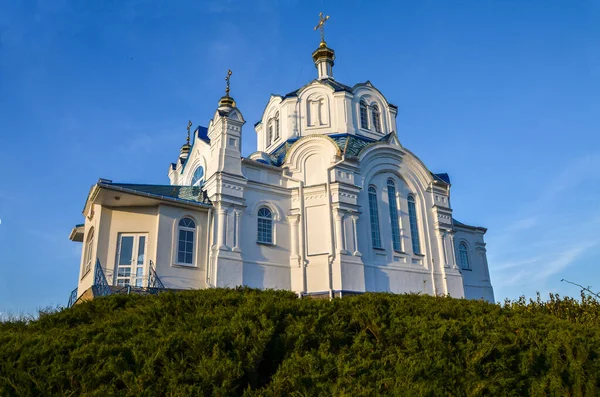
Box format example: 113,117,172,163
257,218,273,244
360,104,369,129
178,230,194,264
387,184,402,251
408,198,421,254
135,236,145,286
368,187,382,249
115,234,147,287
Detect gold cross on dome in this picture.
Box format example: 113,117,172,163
186,120,192,144
225,69,232,96
314,12,330,44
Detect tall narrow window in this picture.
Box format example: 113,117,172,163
387,180,402,251
275,112,280,140
407,195,421,254
177,217,195,265
360,100,369,129
83,228,94,276
459,242,471,270
372,104,381,132
267,120,273,147
135,236,146,286
368,186,382,248
257,207,273,244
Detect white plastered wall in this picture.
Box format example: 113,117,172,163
78,203,211,295
239,173,292,290
155,204,209,290
454,226,495,302
80,205,159,291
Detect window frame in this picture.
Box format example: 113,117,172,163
257,206,275,245
372,104,382,133
82,227,94,278
274,112,280,140
114,233,148,287
175,217,196,267
368,186,383,249
360,100,369,130
407,195,422,255
387,180,402,252
267,120,273,147
459,242,471,270
191,165,205,187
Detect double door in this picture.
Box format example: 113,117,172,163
115,233,147,287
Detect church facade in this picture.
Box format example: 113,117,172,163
69,26,494,302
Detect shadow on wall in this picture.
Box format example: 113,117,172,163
243,263,266,289
365,267,391,293
374,267,391,292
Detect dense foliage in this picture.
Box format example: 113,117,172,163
1,289,600,396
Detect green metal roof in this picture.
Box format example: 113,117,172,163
329,134,375,158
100,182,211,206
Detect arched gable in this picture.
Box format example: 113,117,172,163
352,82,397,136
282,134,341,185
294,79,336,99
257,95,283,127
183,155,207,186
297,83,334,133
255,95,284,151
359,144,434,194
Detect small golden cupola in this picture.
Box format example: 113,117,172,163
312,12,335,80
179,120,192,161
218,69,236,108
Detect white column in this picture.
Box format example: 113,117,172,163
232,210,241,252
351,215,362,257
217,206,228,250
438,230,449,268
287,215,300,266
449,231,458,269
334,209,348,254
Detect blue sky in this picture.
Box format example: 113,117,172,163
1,0,599,315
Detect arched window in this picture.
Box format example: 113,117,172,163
387,180,402,251
407,195,421,254
360,100,369,129
257,207,273,244
274,112,280,140
267,120,273,147
372,104,381,132
177,217,196,265
191,166,204,187
368,186,382,248
83,227,94,276
459,242,471,270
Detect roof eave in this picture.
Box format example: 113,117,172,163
97,183,212,210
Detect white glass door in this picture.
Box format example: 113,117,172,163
115,234,147,287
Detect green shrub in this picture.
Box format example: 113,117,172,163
1,289,599,396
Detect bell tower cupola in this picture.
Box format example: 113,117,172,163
312,12,335,80
179,120,193,162
218,69,236,109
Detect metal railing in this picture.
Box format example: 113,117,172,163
92,259,112,297
148,260,165,289
67,258,167,307
67,287,78,308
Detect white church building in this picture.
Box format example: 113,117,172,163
69,20,494,303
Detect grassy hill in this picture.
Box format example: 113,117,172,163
1,289,599,396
